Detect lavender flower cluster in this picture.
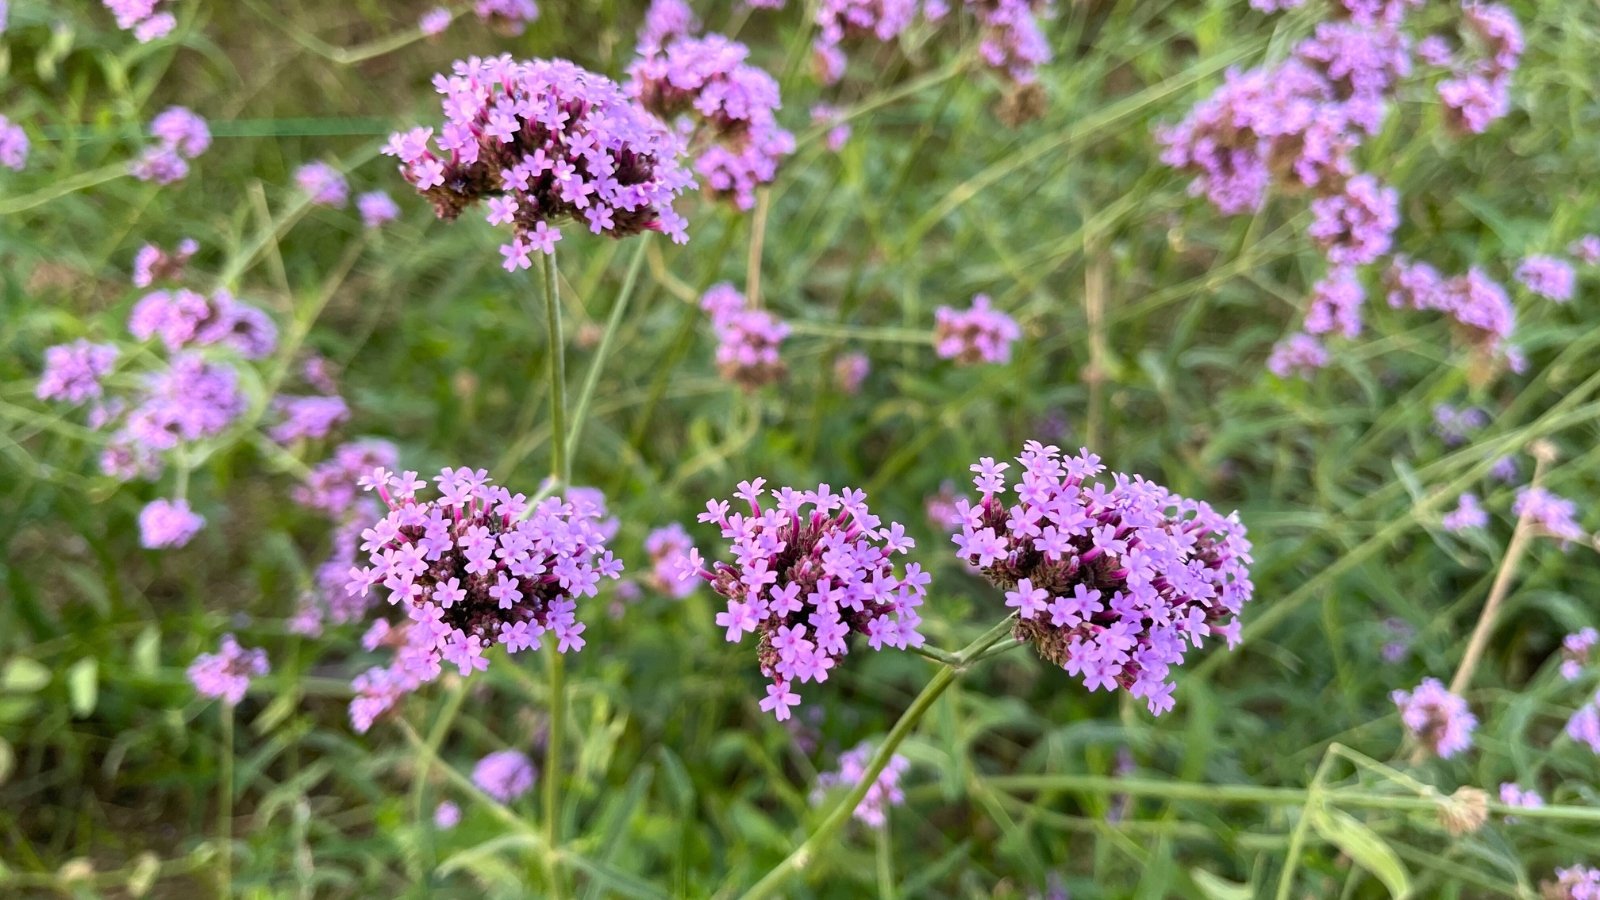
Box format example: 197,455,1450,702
0,114,27,171
811,742,910,827
952,443,1254,714
474,0,538,35
187,634,270,705
103,0,175,42
295,160,350,208
384,55,693,271
627,33,795,211
472,749,537,801
344,467,621,732
934,294,1021,366
811,0,919,85
132,238,198,288
645,523,701,598
1548,867,1600,900
1513,487,1586,548
696,479,928,721
701,282,791,389
130,107,210,185
293,439,403,631
1391,677,1476,759
1561,628,1597,682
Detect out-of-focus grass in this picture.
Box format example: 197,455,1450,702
2,0,1599,896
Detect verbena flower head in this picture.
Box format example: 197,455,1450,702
970,0,1054,86
1548,866,1600,900
1499,782,1544,810
295,161,350,207
1267,333,1329,379
1568,695,1600,754
384,55,693,269
36,340,118,404
835,351,870,393
132,237,198,287
1516,255,1576,303
1442,493,1487,533
953,443,1254,714
645,523,700,598
934,294,1021,365
1417,35,1453,67
127,289,278,359
701,283,790,389
105,353,249,469
472,749,537,801
1391,677,1475,759
1570,235,1600,266
295,439,399,521
187,634,269,705
433,800,461,828
269,395,350,443
0,114,27,171
811,742,909,827
130,107,209,183
357,190,400,228
1439,72,1510,134
139,497,205,548
1432,403,1487,446
1380,617,1414,663
925,481,965,532
104,0,175,41
812,0,919,84
1303,267,1365,338
1513,486,1585,547
696,478,928,722
638,0,698,54
343,467,621,732
1386,261,1516,360
1307,174,1398,266
810,104,852,152
1561,628,1597,681
420,7,452,36
475,0,538,35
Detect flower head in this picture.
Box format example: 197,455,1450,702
433,800,461,828
1307,174,1398,267
953,443,1254,714
187,634,269,705
472,750,537,801
1513,486,1586,547
701,283,790,389
645,523,700,598
0,114,28,171
834,351,870,393
36,340,119,404
1391,677,1475,759
132,237,198,287
934,294,1021,365
1267,332,1329,379
420,7,452,35
1561,628,1597,681
385,55,693,260
475,0,538,34
139,497,205,548
811,742,910,827
296,161,350,207
1442,493,1488,534
696,479,927,720
1547,865,1600,900
130,107,210,184
1516,255,1576,303
357,190,401,228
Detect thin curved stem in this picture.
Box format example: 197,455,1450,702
567,238,649,458
218,704,234,897
542,251,569,487
538,249,570,899
739,616,1016,900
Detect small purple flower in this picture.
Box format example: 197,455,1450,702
36,340,119,404
695,478,927,721
357,191,401,228
810,742,909,827
645,523,700,598
1498,782,1543,812
972,0,1053,86
187,634,269,705
1379,617,1413,663
1515,255,1576,303
269,395,350,443
1386,260,1516,361
1303,268,1365,339
474,0,538,34
419,7,452,35
834,351,870,394
812,0,919,84
1417,35,1453,67
139,497,205,548
433,800,461,828
471,750,537,802
700,283,790,389
1513,486,1586,547
294,439,399,521
934,294,1021,365
1569,235,1600,266
954,443,1254,715
1561,628,1597,681
0,114,27,171
1438,73,1511,135
1267,333,1329,379
1566,695,1600,754
103,0,176,41
1547,865,1600,899
811,104,852,153
1308,174,1398,267
1432,403,1488,446
1442,493,1488,534
1391,677,1476,759
925,481,965,533
132,237,198,287
637,0,698,54
130,107,210,184
296,161,350,208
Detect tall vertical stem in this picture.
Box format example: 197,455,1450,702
219,703,234,897
539,249,570,899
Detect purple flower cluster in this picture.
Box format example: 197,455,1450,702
1432,403,1487,446
89,352,250,484
294,440,402,626
925,481,965,533
1442,493,1487,533
0,114,27,171
1436,3,1523,135
1567,694,1600,754
834,351,870,394
1391,677,1475,759
1548,866,1600,900
1308,175,1398,267
810,104,852,153
1512,487,1585,547
628,34,794,211
139,497,205,548
637,0,698,54
36,340,119,404
952,443,1254,715
1303,268,1366,338
130,107,210,184
187,634,270,705
1561,628,1597,681
695,478,928,722
970,0,1053,85
1515,255,1576,303
420,7,452,36
1571,236,1600,267
1386,260,1518,364
128,288,277,359
701,283,790,389
103,0,176,42
934,294,1021,365
344,468,621,732
1498,782,1543,811
384,55,693,270
645,523,700,598
270,395,350,444
132,237,198,287
472,749,537,801
1267,333,1331,379
811,742,909,827
474,0,538,35
812,0,919,84
295,161,350,208
357,191,400,228
433,800,461,828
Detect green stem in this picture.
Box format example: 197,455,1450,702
544,647,568,899
219,703,234,897
542,251,569,487
566,238,649,458
739,617,1016,900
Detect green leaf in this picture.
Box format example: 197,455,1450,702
133,626,161,676
1191,868,1253,900
1,658,51,693
67,658,97,718
1309,804,1411,898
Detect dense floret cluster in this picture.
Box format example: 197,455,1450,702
1392,677,1476,759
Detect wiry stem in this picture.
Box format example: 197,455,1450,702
542,250,569,488
218,703,234,897
739,616,1016,900
539,249,570,899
